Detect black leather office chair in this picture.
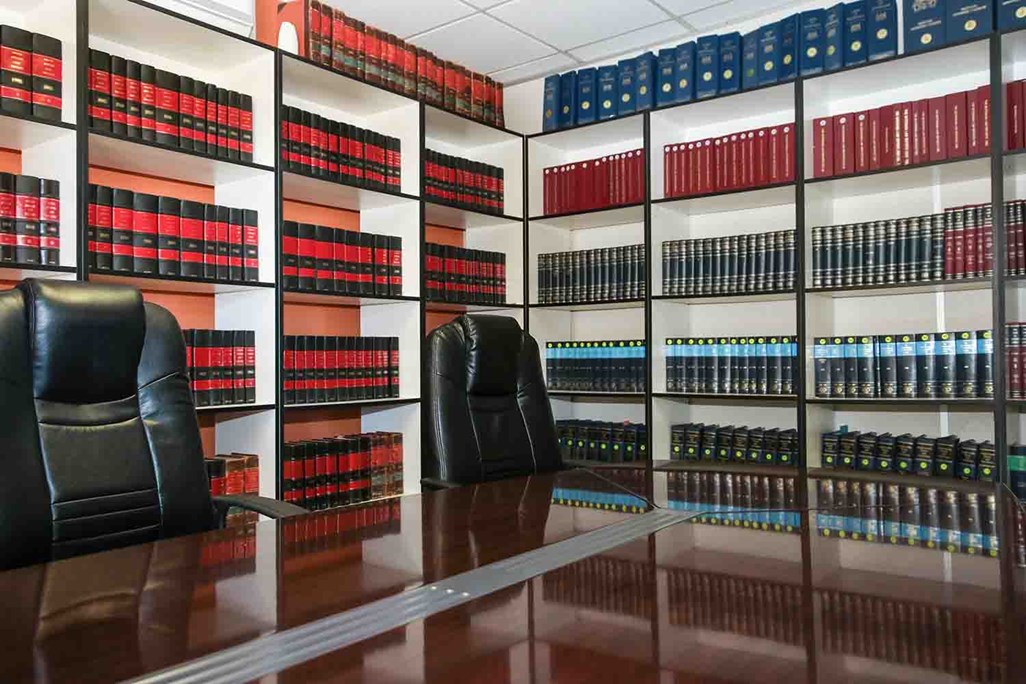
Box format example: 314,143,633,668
424,314,562,488
0,279,305,571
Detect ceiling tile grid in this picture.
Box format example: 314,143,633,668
328,0,822,84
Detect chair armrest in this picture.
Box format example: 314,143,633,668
421,477,461,491
213,494,308,522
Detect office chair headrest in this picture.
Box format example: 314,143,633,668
459,314,524,396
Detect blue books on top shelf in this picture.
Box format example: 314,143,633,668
800,9,826,75
719,32,741,94
635,51,656,111
903,0,946,53
577,67,597,125
867,0,898,61
758,22,780,85
617,58,636,115
825,3,845,71
558,71,577,129
675,41,696,102
998,0,1026,30
597,65,618,120
542,74,560,131
779,14,799,81
696,34,720,98
657,48,676,106
742,31,760,88
844,1,868,66
947,1,992,42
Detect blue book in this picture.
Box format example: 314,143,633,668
998,0,1026,30
742,31,760,88
779,14,799,80
867,0,898,60
634,51,656,111
596,65,618,120
558,71,577,128
719,32,741,93
903,0,946,53
656,48,676,106
576,67,597,124
948,1,992,41
696,35,719,98
800,10,826,75
675,41,696,102
758,22,780,85
542,74,560,131
617,58,636,115
825,3,845,71
843,1,868,66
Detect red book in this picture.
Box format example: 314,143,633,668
754,128,769,185
634,148,645,202
966,206,979,276
978,84,991,153
712,137,724,191
928,96,947,161
967,87,981,156
813,117,833,178
543,166,554,215
912,99,929,165
1008,81,1023,151
132,192,158,275
1010,324,1023,398
834,114,854,176
731,134,742,189
663,145,672,198
854,111,869,172
1020,82,1026,155
782,124,795,181
947,91,967,158
597,156,610,206
867,108,881,170
768,126,781,183
879,105,895,168
953,207,966,277
898,102,912,166
688,142,699,196
701,139,714,194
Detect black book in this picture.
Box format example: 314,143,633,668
93,184,113,271
140,64,157,141
977,329,994,398
178,75,194,152
157,196,180,276
843,336,858,398
154,69,179,147
111,188,135,273
298,223,316,291
193,329,211,407
243,209,258,282
896,334,918,398
203,204,218,280
88,49,111,130
314,224,333,292
244,329,256,403
915,332,937,399
935,331,956,399
216,205,231,281
192,79,207,154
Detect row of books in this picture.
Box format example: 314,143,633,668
183,329,256,408
280,105,401,192
303,0,503,126
810,204,994,287
86,185,259,282
670,422,799,468
544,340,646,393
204,453,259,497
541,149,645,215
666,470,801,533
0,25,61,120
556,420,647,464
664,336,798,396
667,568,803,647
542,555,653,620
812,330,995,399
663,124,796,199
281,432,403,510
88,49,253,161
0,174,59,267
1007,199,1026,275
536,245,646,304
551,470,648,513
660,230,796,297
812,86,991,178
1006,322,1026,399
814,477,998,556
422,243,507,305
822,429,997,481
423,150,504,215
282,335,399,405
280,221,402,296
279,499,401,551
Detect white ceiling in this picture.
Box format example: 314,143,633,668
328,0,817,85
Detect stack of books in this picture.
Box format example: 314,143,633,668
662,229,795,296
670,422,799,467
821,428,996,481
665,335,797,396
542,149,644,214
545,340,646,393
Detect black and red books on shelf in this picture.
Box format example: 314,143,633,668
1,25,63,121
87,183,259,283
282,334,399,405
812,85,990,179
0,173,59,266
183,329,256,407
280,104,401,193
282,431,403,510
299,0,503,127
423,149,504,216
663,124,794,199
88,49,253,162
542,149,644,215
281,221,401,296
423,243,506,305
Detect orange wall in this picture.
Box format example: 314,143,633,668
0,148,21,174
283,199,360,230
283,408,362,442
89,166,215,203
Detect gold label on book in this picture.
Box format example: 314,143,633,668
544,109,552,119
1019,7,1026,18
662,83,671,92
763,61,773,71
561,105,569,114
877,28,887,39
806,47,817,57
851,40,862,52
965,19,977,31
621,93,630,102
581,101,590,109
702,71,712,82
783,55,792,65
602,99,612,109
723,68,733,79
639,85,647,95
827,45,836,55
921,33,932,45
678,78,688,88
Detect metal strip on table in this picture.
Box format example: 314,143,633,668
125,508,690,684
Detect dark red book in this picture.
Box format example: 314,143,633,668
140,64,156,141
154,69,179,147
912,99,928,165
967,87,982,156
834,114,854,176
754,128,768,185
898,102,912,166
977,84,991,153
14,174,39,264
125,60,141,137
112,188,133,272
180,200,204,278
781,124,794,181
953,207,966,277
813,117,833,178
947,91,967,158
39,178,58,266
110,55,127,135
314,224,333,292
228,207,243,281
879,105,895,168
1008,81,1023,150
132,192,158,274
928,96,947,161
30,33,61,121
215,205,230,281
157,196,180,276
88,49,111,130
867,109,881,170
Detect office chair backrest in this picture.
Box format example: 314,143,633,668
0,280,215,570
425,314,561,485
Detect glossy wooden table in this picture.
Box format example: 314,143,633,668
2,467,1025,683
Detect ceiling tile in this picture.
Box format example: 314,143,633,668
462,0,510,8
331,0,476,38
569,20,691,63
409,14,555,73
490,0,671,50
680,0,796,31
489,53,578,84
656,0,725,16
